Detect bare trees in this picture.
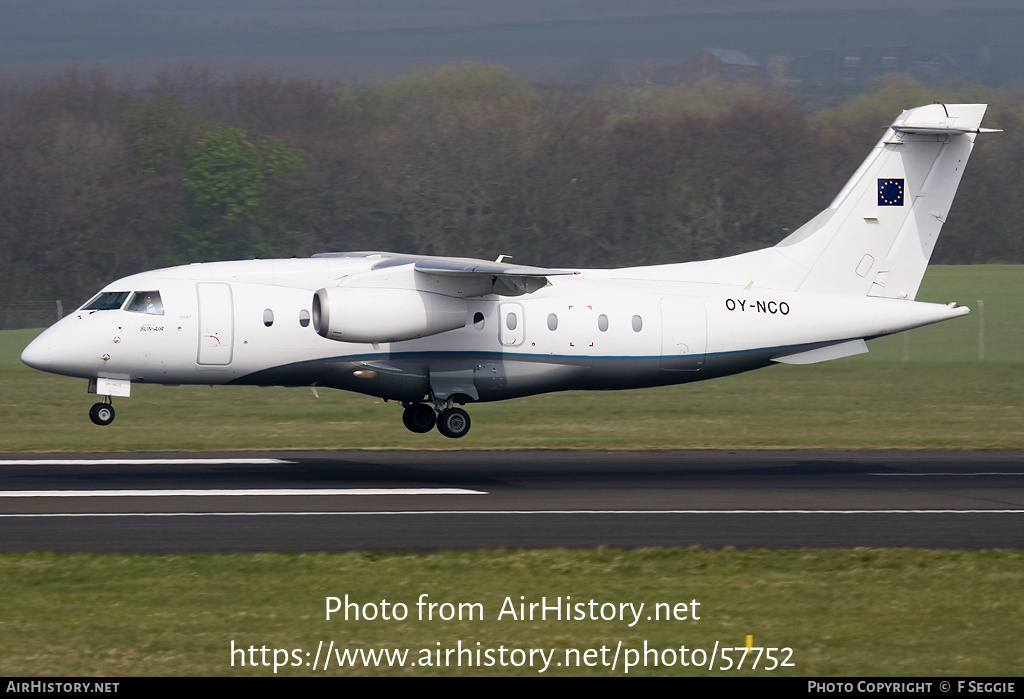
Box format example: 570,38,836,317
0,65,1020,326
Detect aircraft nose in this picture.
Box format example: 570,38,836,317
21,333,55,372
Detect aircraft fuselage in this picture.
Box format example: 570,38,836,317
23,255,965,406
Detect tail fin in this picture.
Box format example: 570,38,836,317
775,103,993,299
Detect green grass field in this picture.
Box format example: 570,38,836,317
1,549,1021,676
2,265,1020,452
0,266,1020,677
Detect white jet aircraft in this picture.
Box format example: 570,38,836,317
22,103,995,438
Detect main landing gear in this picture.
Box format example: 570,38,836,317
89,399,115,426
436,407,471,439
401,401,472,439
402,403,436,433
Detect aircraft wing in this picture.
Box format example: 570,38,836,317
411,257,578,296
314,252,578,297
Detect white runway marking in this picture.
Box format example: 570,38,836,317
869,472,1024,476
0,459,295,466
0,509,1021,518
0,489,485,498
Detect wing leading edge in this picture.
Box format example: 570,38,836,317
314,251,578,297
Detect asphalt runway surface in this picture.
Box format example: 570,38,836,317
0,450,1022,552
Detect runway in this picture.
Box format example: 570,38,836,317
0,450,1022,552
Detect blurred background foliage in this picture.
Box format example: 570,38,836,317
1,64,1021,323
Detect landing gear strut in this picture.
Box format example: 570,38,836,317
89,399,115,426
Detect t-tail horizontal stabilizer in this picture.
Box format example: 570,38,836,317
775,103,992,300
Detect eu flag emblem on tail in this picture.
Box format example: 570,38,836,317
878,178,905,206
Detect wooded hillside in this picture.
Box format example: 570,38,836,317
1,65,1020,325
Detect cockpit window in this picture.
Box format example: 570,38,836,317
125,291,164,315
82,291,130,311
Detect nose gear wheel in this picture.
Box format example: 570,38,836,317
89,402,115,426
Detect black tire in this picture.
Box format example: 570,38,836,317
89,402,115,426
402,403,436,434
436,407,471,439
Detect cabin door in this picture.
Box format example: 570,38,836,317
660,297,706,371
196,282,235,366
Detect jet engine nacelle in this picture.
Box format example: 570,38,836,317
312,287,468,343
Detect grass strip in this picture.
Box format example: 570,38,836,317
2,359,1021,451
0,548,1021,676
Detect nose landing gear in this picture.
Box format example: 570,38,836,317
89,399,115,426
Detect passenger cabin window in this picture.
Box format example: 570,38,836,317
632,315,643,332
263,309,274,327
83,291,130,311
598,314,609,332
299,309,310,328
547,313,558,331
125,291,164,315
